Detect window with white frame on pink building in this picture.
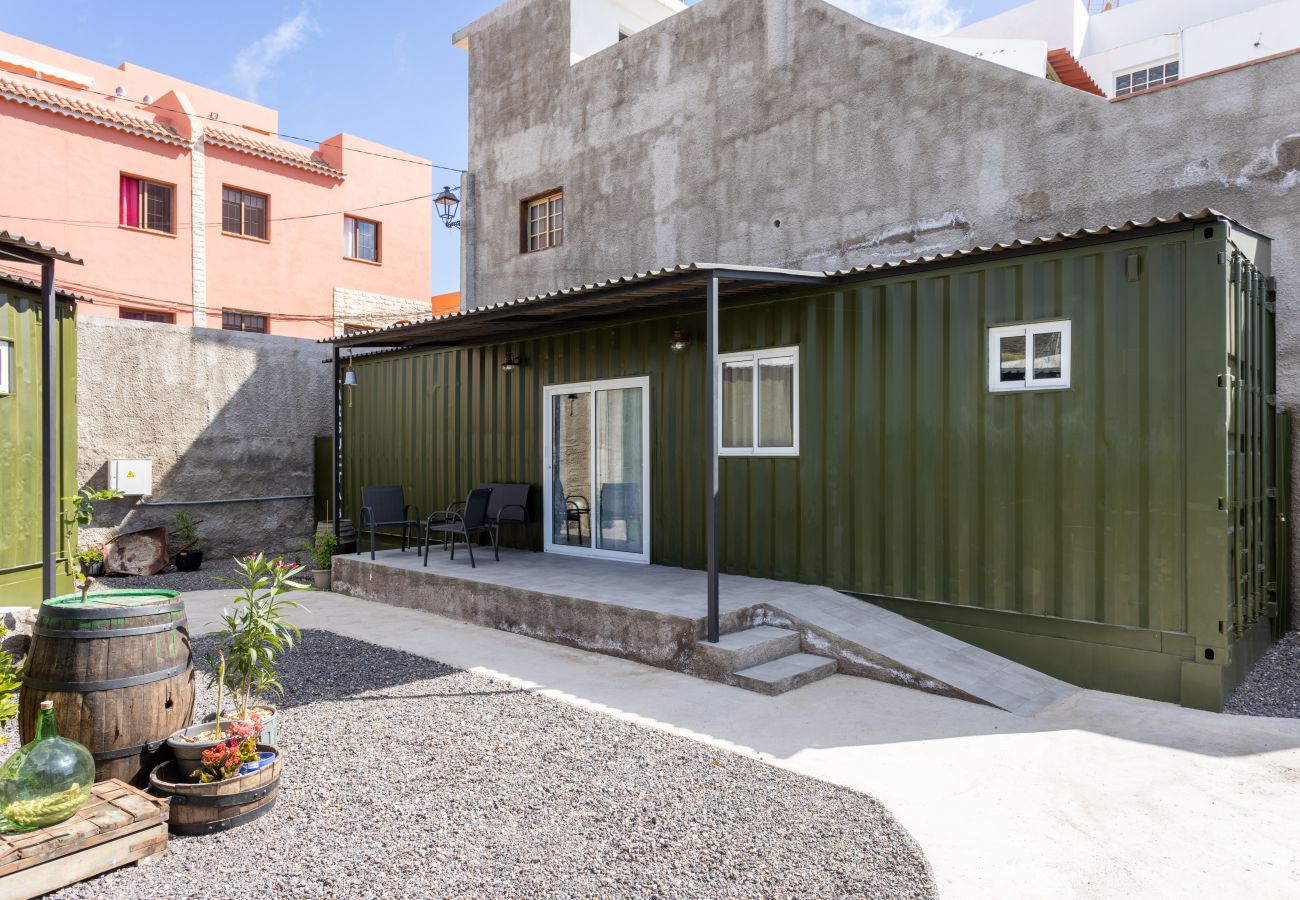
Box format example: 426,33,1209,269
119,175,174,234
344,215,380,263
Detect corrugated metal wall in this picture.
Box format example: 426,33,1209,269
0,285,77,604
1227,249,1277,637
342,226,1259,648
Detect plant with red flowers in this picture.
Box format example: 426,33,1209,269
194,737,257,783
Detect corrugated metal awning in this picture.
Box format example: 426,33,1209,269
0,271,89,303
0,231,84,265
327,263,826,350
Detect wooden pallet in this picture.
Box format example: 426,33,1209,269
0,779,168,900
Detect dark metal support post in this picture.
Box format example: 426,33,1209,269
705,274,720,642
332,346,342,542
40,259,57,601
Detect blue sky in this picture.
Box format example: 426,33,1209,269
6,0,1035,294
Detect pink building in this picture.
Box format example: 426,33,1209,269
0,32,432,338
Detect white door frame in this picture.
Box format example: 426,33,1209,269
542,376,651,564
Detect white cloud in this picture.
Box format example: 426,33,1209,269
227,7,318,101
826,0,966,38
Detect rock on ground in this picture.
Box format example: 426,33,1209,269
50,630,935,899
1225,630,1300,718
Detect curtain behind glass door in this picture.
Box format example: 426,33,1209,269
595,387,643,555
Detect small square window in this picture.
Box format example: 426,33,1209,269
0,339,11,395
344,215,380,262
119,175,174,234
718,346,799,455
988,320,1071,393
222,187,269,239
521,190,563,253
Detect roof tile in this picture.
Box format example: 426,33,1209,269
0,75,184,144
204,125,343,178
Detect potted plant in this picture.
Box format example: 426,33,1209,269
173,510,203,572
73,544,104,580
167,553,306,761
301,530,338,591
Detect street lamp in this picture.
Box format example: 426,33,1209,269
435,186,461,229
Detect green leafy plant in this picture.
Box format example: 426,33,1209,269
301,531,338,570
59,488,123,581
207,554,308,721
173,510,199,548
73,544,103,570
0,626,21,747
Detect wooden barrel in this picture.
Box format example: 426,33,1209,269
19,591,196,788
149,746,282,835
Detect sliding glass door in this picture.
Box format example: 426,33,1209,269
543,377,650,563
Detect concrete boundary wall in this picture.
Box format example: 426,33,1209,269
76,317,330,559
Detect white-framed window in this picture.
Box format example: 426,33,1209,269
988,320,1071,393
522,190,563,253
344,215,380,262
1115,59,1179,97
718,346,799,456
0,339,11,395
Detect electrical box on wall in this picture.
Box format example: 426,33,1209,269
109,459,152,495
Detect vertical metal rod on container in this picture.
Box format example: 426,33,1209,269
705,273,720,643
333,345,342,543
41,258,56,601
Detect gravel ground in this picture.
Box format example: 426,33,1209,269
48,630,934,900
1224,630,1300,718
87,555,305,595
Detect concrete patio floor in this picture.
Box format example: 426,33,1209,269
182,589,1300,899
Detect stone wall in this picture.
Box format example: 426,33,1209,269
76,317,331,559
332,287,431,335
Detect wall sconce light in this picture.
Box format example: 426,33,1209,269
669,328,691,352
500,351,522,372
435,186,461,229
343,349,357,406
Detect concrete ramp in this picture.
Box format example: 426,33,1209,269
748,587,1078,716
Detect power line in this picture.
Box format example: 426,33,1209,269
0,263,340,325
11,79,466,173
0,191,438,230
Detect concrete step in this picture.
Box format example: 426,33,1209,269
732,652,837,695
694,625,802,674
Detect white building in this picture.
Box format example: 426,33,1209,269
941,0,1300,98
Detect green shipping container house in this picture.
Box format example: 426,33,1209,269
329,211,1286,711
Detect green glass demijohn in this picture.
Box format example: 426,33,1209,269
0,700,95,832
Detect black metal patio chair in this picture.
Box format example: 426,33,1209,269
479,482,532,551
437,482,533,552
357,485,422,560
423,487,497,568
